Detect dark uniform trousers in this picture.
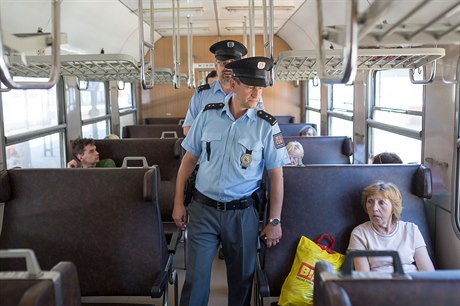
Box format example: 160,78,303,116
180,198,260,306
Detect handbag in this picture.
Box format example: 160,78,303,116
278,234,345,306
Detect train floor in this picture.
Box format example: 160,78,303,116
166,240,230,305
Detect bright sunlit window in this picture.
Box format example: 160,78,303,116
329,84,353,138
306,79,321,134
370,70,423,163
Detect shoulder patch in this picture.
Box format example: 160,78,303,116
257,110,277,126
197,83,211,93
204,103,225,111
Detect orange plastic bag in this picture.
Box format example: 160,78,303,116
278,234,345,306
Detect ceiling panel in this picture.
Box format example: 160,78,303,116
119,0,306,37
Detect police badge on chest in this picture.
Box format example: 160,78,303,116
240,152,252,169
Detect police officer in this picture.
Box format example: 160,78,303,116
173,57,290,306
182,39,264,136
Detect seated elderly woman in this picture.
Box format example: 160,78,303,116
348,181,434,272
286,141,304,166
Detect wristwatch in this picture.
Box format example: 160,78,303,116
269,218,281,225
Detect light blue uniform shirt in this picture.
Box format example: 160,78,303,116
182,80,264,128
182,96,290,202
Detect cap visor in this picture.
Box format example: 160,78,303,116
239,76,267,87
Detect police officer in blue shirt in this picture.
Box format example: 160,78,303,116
182,39,264,136
173,56,290,306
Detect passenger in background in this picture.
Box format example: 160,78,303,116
286,141,304,166
104,133,119,140
348,181,434,272
182,40,264,136
173,57,290,306
372,152,403,164
300,125,317,137
67,137,116,168
205,70,218,84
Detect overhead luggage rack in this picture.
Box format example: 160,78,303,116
274,48,445,81
5,53,188,84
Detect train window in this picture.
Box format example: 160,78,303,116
2,77,65,168
80,81,107,120
370,70,423,163
80,81,111,138
118,82,136,134
82,120,109,139
329,84,353,138
2,78,58,136
118,83,134,109
306,79,321,133
6,133,63,169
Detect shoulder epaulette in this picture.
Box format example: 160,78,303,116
197,83,211,93
204,103,225,111
257,110,277,126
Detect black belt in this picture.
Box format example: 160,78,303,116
193,190,254,211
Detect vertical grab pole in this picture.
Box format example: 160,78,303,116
243,16,248,51
138,0,154,89
248,0,255,57
187,16,195,88
0,0,61,89
172,0,177,88
262,0,268,58
173,0,181,89
268,0,275,86
315,0,358,84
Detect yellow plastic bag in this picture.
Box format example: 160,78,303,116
278,234,345,306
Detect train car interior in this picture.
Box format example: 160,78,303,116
0,0,459,305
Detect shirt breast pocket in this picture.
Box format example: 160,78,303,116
238,139,263,169
201,132,222,162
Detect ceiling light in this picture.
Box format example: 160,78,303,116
225,6,295,12
225,26,278,31
137,7,204,14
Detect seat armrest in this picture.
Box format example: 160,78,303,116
168,228,183,254
255,251,270,298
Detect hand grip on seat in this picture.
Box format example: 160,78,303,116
341,250,405,277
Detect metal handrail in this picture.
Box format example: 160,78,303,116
315,0,357,84
268,0,275,86
0,0,60,89
138,0,154,89
187,16,195,88
409,60,437,85
172,0,181,89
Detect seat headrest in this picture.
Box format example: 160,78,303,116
0,170,11,202
415,164,432,199
342,137,354,156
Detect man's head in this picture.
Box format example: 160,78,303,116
226,57,273,109
71,137,100,168
205,70,218,84
210,40,247,85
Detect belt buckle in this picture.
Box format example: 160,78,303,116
216,201,226,211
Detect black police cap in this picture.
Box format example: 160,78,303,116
209,40,247,61
226,57,274,87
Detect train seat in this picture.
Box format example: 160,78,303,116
0,167,180,305
278,123,318,136
314,255,460,306
94,138,183,240
274,115,295,124
0,249,81,306
283,136,353,164
254,164,433,305
122,124,185,139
